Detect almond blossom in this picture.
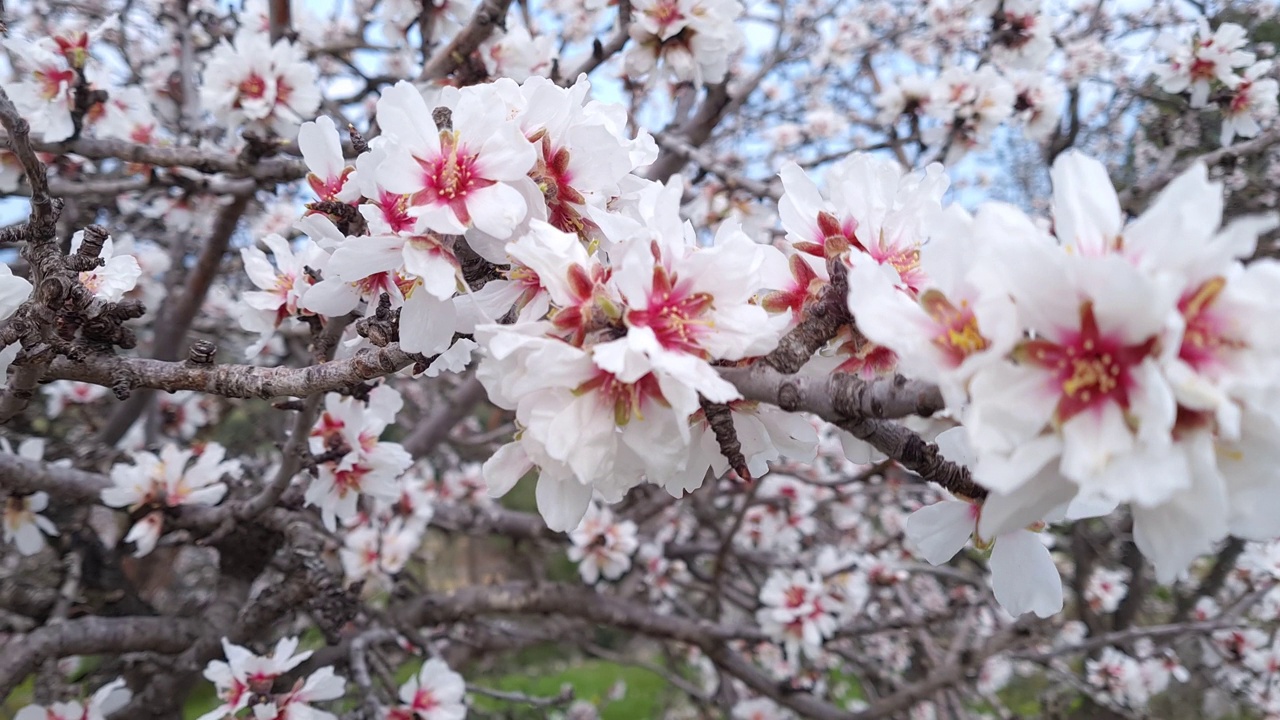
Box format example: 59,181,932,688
70,230,142,305
778,153,951,293
1,438,58,556
384,657,467,720
298,116,359,204
846,209,1018,410
756,568,838,660
340,516,423,587
568,503,640,584
15,678,131,720
1154,20,1256,108
732,697,796,720
0,263,32,385
980,0,1054,70
1085,647,1151,710
42,380,109,417
102,443,240,557
238,232,329,357
306,385,413,531
906,494,1063,618
480,24,558,82
923,65,1016,160
374,80,536,239
200,28,321,136
1085,566,1130,614
197,637,344,720
1,36,82,142
904,429,1064,618
963,208,1179,502
625,0,744,85
1220,60,1279,146
477,323,697,530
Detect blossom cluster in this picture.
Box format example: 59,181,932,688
102,443,241,557
756,556,870,661
196,636,344,720
6,0,1280,717
625,0,745,85
1154,20,1280,146
841,148,1280,603
236,74,796,533
872,0,1065,161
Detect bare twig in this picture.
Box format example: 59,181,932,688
418,0,514,82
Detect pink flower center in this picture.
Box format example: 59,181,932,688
414,132,495,226
35,67,75,101
1015,301,1155,425
239,73,269,100
79,269,104,294
1189,56,1218,82
413,688,440,710
334,465,371,497
648,0,686,31
1178,276,1241,373
375,191,416,234
1228,81,1254,115
575,370,668,426
921,290,988,366
531,137,595,240
308,167,354,202
626,264,714,356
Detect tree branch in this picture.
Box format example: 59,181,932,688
99,194,252,444
418,0,514,82
562,0,631,83
47,344,420,399
402,375,488,457
721,364,945,421
0,616,205,696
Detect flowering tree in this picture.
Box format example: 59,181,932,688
2,0,1280,718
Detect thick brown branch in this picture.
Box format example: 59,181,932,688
0,451,109,501
699,394,748,479
721,364,945,421
47,344,420,399
27,135,308,182
721,353,977,498
0,616,205,696
645,82,731,183
1119,126,1280,213
0,85,59,423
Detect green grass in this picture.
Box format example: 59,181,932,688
472,659,673,719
